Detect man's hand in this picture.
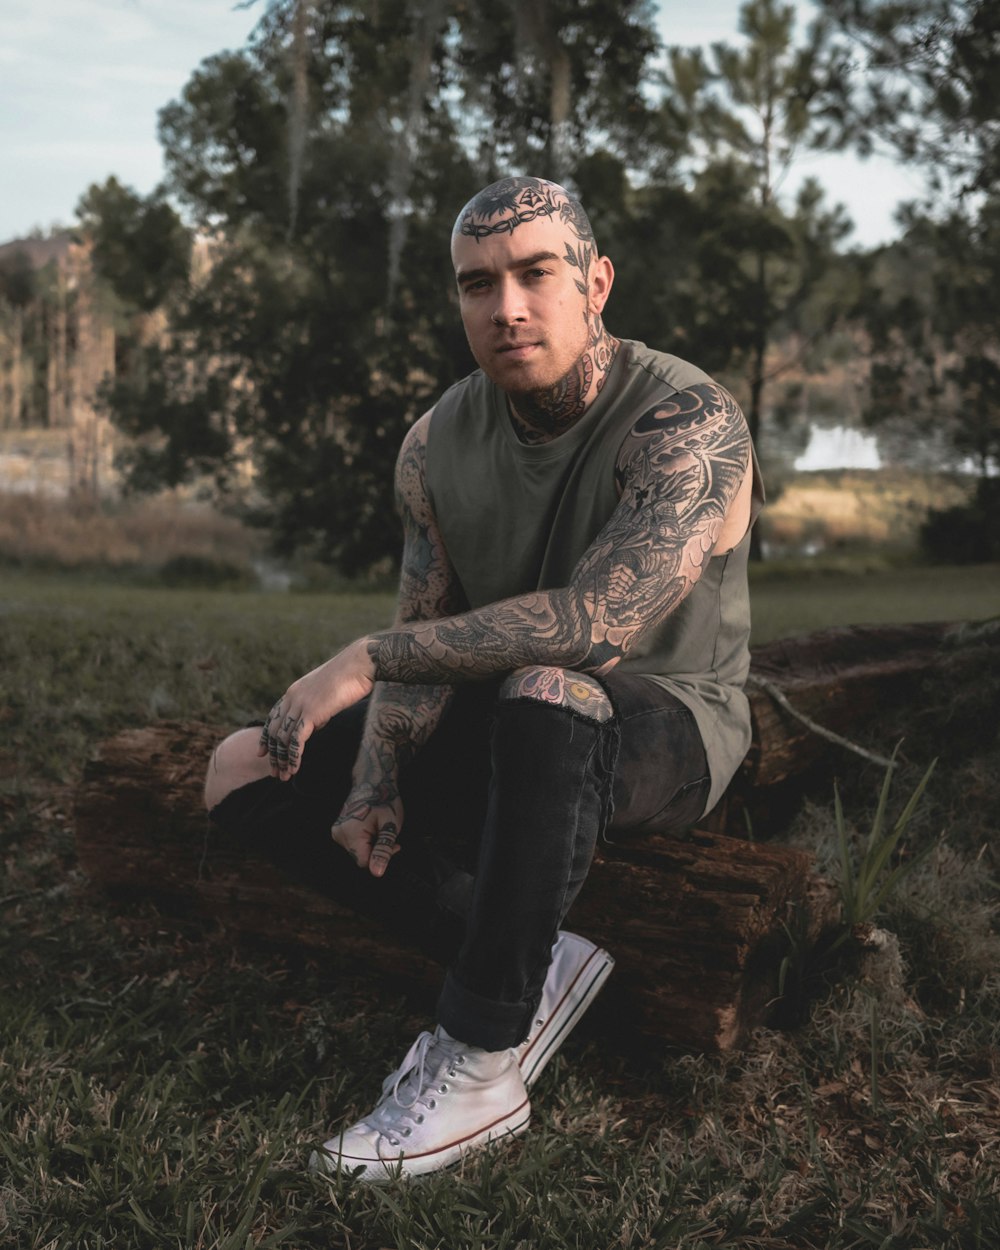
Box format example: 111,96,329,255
331,788,403,878
258,639,375,779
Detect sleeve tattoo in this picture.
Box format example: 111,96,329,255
350,414,465,791
365,383,751,683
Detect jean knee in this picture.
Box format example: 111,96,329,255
498,666,613,723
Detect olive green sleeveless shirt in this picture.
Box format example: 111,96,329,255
425,340,764,814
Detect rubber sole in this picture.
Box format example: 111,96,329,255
517,939,615,1089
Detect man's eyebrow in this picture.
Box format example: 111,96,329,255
455,251,562,284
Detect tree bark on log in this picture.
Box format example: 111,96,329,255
75,621,985,1051
704,620,969,832
745,621,959,787
75,724,838,1054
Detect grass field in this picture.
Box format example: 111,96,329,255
2,567,999,1249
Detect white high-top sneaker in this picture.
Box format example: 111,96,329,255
312,1027,530,1182
515,931,615,1089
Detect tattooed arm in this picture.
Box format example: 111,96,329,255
363,383,751,676
329,412,467,876
261,383,750,777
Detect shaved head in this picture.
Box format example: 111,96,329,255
453,177,596,248
449,174,617,443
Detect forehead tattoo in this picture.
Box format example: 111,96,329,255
455,176,595,245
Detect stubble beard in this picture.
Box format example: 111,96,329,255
505,318,619,446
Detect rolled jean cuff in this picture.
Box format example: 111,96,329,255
437,968,533,1051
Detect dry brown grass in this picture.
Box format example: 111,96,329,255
0,490,263,572
762,470,973,554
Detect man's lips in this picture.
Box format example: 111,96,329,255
495,340,541,359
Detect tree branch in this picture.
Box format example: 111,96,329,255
747,673,897,770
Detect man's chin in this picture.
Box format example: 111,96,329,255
486,362,556,396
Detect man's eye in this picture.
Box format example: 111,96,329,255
524,268,548,280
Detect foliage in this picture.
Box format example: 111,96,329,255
77,177,191,314
0,239,67,430
805,3,1000,481
653,0,857,543
93,0,665,575
0,246,36,309
834,749,937,931
857,191,1000,475
819,0,1000,195
920,476,1000,563
89,0,867,573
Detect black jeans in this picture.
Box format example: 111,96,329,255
209,671,709,1049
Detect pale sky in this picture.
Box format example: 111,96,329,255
0,0,924,248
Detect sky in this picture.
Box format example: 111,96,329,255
0,0,926,249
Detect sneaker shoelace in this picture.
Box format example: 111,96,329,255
362,1031,467,1148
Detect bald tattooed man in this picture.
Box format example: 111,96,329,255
205,177,764,1181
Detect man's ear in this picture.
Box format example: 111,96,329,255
589,254,614,315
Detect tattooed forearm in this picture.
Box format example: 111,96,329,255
364,383,750,686
351,681,453,794
367,590,590,685
348,413,465,793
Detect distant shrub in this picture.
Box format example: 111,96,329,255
920,477,1000,563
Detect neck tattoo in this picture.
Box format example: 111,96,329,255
508,323,619,445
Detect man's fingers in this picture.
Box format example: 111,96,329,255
259,700,309,778
257,701,283,758
368,822,400,878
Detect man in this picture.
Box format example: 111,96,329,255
205,176,763,1181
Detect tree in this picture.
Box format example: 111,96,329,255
819,0,1000,195
97,0,667,574
654,0,855,551
819,0,1000,514
0,249,36,429
862,194,1000,476
77,178,191,315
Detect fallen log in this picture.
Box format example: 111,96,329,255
705,619,970,832
74,721,839,1053
75,621,983,1052
745,621,960,787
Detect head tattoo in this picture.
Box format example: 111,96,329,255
452,175,618,445
453,176,596,247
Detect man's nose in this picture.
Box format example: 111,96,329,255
491,280,527,325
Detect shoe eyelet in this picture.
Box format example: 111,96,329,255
428,1099,436,1109
415,1114,424,1123
403,1128,412,1137
439,1083,449,1093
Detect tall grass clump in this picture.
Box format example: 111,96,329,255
834,750,937,933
